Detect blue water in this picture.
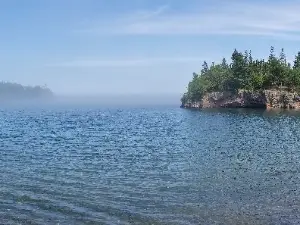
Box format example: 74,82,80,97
1,106,300,224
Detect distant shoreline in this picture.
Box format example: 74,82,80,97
0,81,53,101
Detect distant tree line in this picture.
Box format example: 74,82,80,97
0,82,53,100
181,47,300,104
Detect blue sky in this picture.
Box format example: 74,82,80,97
1,0,300,96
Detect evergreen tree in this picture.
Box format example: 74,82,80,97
294,52,300,69
221,58,227,69
292,52,300,90
249,50,253,64
279,48,286,65
231,49,246,90
201,61,209,75
269,46,275,61
244,50,249,65
267,46,282,87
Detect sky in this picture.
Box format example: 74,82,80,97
1,0,300,96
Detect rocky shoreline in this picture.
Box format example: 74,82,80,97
181,90,300,109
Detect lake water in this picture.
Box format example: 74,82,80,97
1,106,300,224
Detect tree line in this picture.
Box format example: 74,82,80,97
181,47,300,104
0,82,53,100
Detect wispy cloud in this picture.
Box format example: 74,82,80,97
47,57,206,68
77,1,300,39
131,5,169,20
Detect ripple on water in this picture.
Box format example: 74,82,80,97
1,107,300,224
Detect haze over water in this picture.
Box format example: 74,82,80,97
1,105,300,224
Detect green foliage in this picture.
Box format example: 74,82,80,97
181,47,300,104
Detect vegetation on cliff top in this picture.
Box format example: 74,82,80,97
181,47,300,104
0,82,53,100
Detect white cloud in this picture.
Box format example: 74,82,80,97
77,1,300,39
47,57,206,68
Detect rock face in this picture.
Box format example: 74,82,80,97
264,90,300,109
182,90,300,109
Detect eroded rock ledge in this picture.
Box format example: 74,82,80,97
181,90,300,109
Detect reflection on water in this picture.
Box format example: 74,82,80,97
1,106,300,224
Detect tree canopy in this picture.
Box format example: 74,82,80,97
181,47,300,104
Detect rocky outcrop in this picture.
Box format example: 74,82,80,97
181,90,300,109
265,90,300,109
201,91,233,108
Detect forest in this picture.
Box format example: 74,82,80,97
0,82,53,100
181,47,300,104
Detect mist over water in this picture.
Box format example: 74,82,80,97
0,94,181,108
2,106,300,224
54,94,181,106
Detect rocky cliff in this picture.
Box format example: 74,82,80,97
181,90,300,109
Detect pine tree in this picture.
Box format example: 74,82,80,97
267,46,281,87
221,58,227,68
231,49,246,89
292,52,300,90
249,50,253,64
244,50,249,65
269,46,275,61
201,61,208,75
279,48,286,65
192,72,198,80
293,52,300,69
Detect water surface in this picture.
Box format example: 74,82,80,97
1,106,300,224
